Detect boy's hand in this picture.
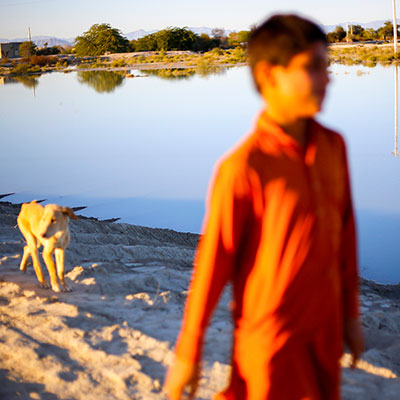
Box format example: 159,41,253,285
164,358,199,399
344,317,364,368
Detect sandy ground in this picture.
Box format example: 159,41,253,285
0,200,399,399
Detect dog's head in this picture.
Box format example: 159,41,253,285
39,204,78,239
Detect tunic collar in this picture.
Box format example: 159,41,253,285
256,111,318,166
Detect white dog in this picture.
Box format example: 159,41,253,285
17,201,78,292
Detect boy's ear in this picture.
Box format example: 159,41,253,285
254,60,276,90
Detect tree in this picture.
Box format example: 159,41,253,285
155,27,197,51
19,41,37,58
326,26,346,43
129,39,138,52
228,30,250,47
36,45,61,56
194,33,217,51
378,21,399,41
74,23,129,56
211,28,228,48
350,25,365,41
133,34,157,51
237,30,251,44
362,28,378,41
133,27,200,51
211,28,225,40
228,32,240,47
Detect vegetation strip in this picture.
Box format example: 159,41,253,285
2,20,400,77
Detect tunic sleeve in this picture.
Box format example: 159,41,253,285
174,160,252,363
340,138,360,319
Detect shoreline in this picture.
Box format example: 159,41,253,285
1,197,400,297
0,61,246,79
2,194,399,284
2,42,400,78
0,49,247,78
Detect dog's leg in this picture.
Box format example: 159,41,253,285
54,248,71,292
31,243,50,289
42,247,61,292
20,245,30,272
20,240,40,272
17,204,51,289
21,236,49,289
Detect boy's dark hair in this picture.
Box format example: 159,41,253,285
248,14,327,92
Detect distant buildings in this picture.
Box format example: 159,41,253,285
0,42,22,59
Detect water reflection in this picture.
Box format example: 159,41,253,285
195,63,226,77
5,75,40,97
140,66,227,80
0,76,18,85
0,75,40,91
196,65,227,77
13,76,40,90
141,68,196,80
77,70,126,93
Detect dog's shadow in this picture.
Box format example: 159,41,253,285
0,368,60,400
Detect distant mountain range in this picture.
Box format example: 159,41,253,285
324,19,399,33
1,20,397,47
0,35,73,47
124,26,234,40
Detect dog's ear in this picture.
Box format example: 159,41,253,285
62,207,78,220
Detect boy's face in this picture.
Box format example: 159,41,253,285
259,41,330,120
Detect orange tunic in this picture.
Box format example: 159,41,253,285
175,112,359,400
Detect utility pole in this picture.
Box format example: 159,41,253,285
394,64,399,158
393,0,398,54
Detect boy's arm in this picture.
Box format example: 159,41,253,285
164,162,251,398
164,358,199,400
339,138,364,365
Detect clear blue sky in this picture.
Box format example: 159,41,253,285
0,0,393,39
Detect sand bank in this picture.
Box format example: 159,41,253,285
0,201,399,399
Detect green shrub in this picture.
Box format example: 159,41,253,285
133,55,146,63
111,58,126,67
11,63,41,74
91,60,107,68
223,47,247,63
328,45,400,66
11,63,31,74
207,47,224,56
78,63,92,69
56,61,68,70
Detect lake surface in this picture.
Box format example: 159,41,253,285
1,64,400,284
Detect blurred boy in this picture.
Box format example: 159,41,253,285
164,14,364,400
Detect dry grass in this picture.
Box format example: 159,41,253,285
328,44,400,67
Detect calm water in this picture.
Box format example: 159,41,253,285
1,64,400,284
